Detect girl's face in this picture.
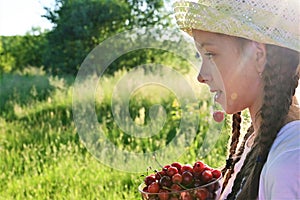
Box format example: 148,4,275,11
192,30,264,114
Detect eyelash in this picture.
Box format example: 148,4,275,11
204,52,215,59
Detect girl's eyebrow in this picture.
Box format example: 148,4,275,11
195,42,215,50
201,42,214,47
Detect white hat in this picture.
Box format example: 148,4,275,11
173,0,300,52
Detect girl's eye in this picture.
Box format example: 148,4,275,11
204,52,215,59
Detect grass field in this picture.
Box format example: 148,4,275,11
0,67,233,200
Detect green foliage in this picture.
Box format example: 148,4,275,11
0,69,231,199
42,0,130,74
0,39,15,73
42,0,170,75
0,30,47,74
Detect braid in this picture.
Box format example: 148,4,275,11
221,122,254,193
221,112,241,191
226,45,299,200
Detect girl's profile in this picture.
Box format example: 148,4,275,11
173,0,300,199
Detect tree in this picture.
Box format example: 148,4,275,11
0,28,47,73
0,38,15,74
42,0,169,75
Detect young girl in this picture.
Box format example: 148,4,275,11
173,0,299,199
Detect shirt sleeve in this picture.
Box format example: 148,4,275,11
261,149,300,200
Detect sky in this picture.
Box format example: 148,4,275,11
0,0,174,36
0,0,56,36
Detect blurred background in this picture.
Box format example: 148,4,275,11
0,0,298,199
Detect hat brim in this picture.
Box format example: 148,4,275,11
173,1,300,52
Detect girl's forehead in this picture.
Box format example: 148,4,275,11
192,30,236,49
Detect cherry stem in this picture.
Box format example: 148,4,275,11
161,186,172,191
177,183,189,190
152,153,164,169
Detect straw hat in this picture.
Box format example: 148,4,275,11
173,0,300,52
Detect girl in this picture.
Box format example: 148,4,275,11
173,0,300,199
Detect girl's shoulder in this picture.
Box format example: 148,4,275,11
268,120,300,162
259,121,300,199
274,120,300,143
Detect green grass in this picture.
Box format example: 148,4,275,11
0,68,231,199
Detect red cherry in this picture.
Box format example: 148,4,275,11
195,188,209,200
144,175,156,186
208,179,221,192
201,170,213,183
181,164,193,173
148,182,160,193
159,176,172,188
167,166,179,177
213,111,224,122
155,170,166,180
181,171,194,186
172,173,183,184
162,165,171,171
142,186,148,192
180,191,193,200
158,189,169,200
193,161,206,177
193,178,202,187
212,169,222,179
171,162,182,172
193,161,205,171
170,183,182,191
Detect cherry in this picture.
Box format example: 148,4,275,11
142,186,148,192
155,170,166,180
193,161,206,178
180,191,193,200
195,188,209,200
172,173,182,184
201,170,213,183
181,171,194,186
167,166,179,177
212,169,221,179
148,182,160,193
208,180,221,192
171,162,182,172
159,176,172,188
193,178,202,187
158,189,169,200
193,161,205,172
162,165,171,171
170,183,182,191
213,110,225,123
144,175,156,186
181,164,193,173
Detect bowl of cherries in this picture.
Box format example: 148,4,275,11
138,161,222,200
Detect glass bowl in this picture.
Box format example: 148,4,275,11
138,176,222,200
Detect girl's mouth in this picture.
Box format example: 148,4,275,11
214,90,222,102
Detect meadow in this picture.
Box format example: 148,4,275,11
0,67,237,200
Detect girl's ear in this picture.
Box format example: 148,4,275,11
253,42,267,74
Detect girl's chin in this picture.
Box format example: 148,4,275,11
217,98,241,114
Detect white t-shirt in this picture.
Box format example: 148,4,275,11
259,120,300,200
220,120,300,200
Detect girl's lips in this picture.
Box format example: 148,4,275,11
210,90,222,102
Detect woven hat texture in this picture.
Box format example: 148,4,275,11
173,0,300,52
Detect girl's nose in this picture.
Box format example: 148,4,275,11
197,73,206,83
197,59,212,84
